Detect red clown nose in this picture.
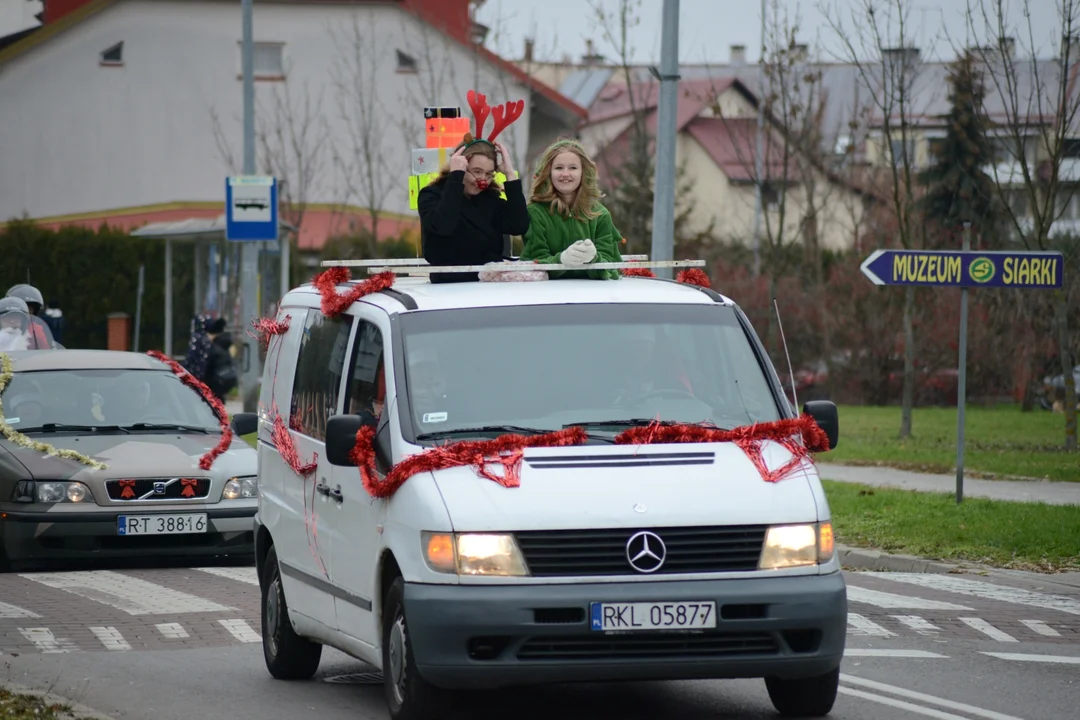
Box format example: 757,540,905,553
475,179,489,190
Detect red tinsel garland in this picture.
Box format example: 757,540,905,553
676,268,712,288
146,350,234,470
271,411,317,476
312,267,396,318
623,267,657,278
349,426,589,499
614,415,830,483
249,313,291,349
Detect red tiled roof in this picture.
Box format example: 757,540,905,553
684,117,800,182
588,78,739,124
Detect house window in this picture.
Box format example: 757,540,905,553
100,41,123,66
889,138,916,167
396,50,417,74
237,41,285,80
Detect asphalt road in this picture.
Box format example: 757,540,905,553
1,564,1077,719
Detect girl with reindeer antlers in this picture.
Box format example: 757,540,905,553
418,90,530,283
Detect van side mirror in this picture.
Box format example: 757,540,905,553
326,412,390,469
802,400,839,450
231,412,258,436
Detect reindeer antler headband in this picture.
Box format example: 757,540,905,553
463,89,525,148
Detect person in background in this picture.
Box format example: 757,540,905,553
204,317,237,402
43,300,64,345
520,138,623,279
0,297,31,352
184,314,214,384
5,284,56,348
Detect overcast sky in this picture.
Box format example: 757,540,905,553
476,0,1066,65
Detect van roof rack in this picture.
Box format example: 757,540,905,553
320,254,652,267
352,259,706,276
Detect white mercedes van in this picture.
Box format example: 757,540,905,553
238,263,845,720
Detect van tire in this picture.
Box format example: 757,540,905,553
765,667,840,717
383,577,445,720
261,545,322,680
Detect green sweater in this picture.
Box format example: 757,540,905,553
520,202,623,279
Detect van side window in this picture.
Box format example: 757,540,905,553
289,312,351,440
346,321,385,418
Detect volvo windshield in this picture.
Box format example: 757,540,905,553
3,369,221,433
397,304,781,441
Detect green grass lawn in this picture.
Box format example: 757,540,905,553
825,404,1077,482
241,432,256,448
824,480,1080,572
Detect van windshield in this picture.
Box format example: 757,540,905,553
397,303,782,440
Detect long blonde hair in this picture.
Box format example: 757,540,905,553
529,138,602,220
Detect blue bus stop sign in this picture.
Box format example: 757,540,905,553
226,176,278,242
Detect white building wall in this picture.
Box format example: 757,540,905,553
0,0,531,220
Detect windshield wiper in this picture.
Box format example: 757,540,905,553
19,423,129,434
565,419,678,430
416,425,550,441
124,423,212,434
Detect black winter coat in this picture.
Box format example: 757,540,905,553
418,170,530,283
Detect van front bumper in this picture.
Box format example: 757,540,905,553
404,571,847,690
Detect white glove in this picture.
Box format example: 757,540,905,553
560,243,589,266
577,239,597,263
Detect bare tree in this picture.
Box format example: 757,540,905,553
329,9,396,241
821,0,939,438
257,72,331,235
966,0,1080,449
394,4,462,152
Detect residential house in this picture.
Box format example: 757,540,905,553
0,0,586,254
578,76,868,251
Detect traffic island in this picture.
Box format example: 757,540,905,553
0,684,112,720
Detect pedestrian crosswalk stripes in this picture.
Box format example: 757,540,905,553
0,567,1076,656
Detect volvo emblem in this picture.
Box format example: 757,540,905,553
625,531,666,573
153,482,166,495
633,503,647,514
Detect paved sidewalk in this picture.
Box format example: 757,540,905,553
818,462,1080,506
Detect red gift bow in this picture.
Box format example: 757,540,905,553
118,479,136,499
180,478,198,498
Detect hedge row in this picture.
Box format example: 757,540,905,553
0,220,195,352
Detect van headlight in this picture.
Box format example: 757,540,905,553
758,522,835,570
421,532,529,576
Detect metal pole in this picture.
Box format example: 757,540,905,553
280,230,291,301
164,239,173,358
751,0,765,277
955,222,971,504
240,0,261,412
133,264,145,352
649,0,679,279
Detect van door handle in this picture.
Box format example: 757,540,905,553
328,486,344,503
315,482,331,497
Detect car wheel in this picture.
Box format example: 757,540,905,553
765,667,840,717
261,545,322,679
382,576,446,720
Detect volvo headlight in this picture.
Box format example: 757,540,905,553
421,532,529,576
30,481,92,504
224,476,258,500
758,522,835,570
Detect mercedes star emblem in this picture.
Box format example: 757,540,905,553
625,530,666,573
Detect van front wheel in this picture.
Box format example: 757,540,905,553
765,667,840,717
383,577,446,720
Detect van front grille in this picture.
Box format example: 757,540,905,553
514,525,767,577
517,631,778,661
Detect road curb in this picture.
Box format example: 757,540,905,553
1,680,114,720
837,544,968,574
